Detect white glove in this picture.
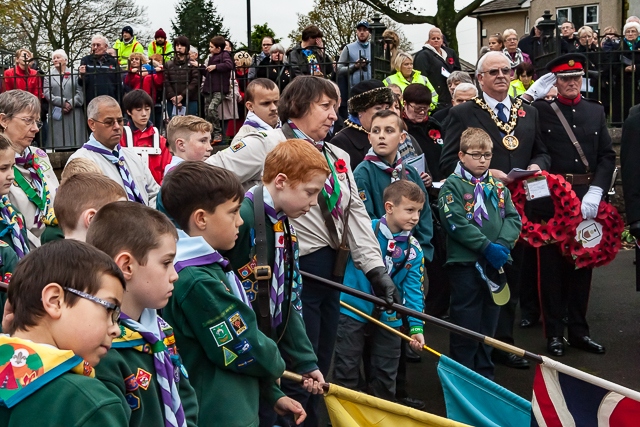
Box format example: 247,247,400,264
524,73,557,101
581,186,603,219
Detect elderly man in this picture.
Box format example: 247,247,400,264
248,36,275,80
413,27,461,109
525,53,615,357
337,20,372,86
232,78,281,142
79,34,122,105
440,51,550,371
67,95,159,207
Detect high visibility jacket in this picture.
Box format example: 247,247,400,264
113,36,145,68
148,40,173,61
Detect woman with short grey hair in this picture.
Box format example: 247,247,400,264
257,43,291,89
43,49,86,149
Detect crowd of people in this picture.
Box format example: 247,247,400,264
0,14,636,427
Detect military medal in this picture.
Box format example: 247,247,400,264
502,135,519,150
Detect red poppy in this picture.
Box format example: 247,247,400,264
517,109,526,117
334,159,347,174
428,129,441,141
550,226,567,241
447,57,454,65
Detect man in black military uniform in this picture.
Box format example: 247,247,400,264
527,53,615,356
440,51,551,369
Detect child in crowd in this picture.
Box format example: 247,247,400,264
121,90,172,184
0,240,128,425
438,128,521,380
0,134,28,260
87,202,198,427
223,139,328,424
164,116,213,174
160,161,308,427
53,173,127,242
333,180,426,401
60,158,102,184
203,36,233,143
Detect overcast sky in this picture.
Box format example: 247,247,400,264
139,0,480,62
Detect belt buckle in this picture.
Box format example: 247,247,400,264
255,266,272,280
565,174,574,185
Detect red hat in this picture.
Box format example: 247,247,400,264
546,53,586,77
155,28,167,39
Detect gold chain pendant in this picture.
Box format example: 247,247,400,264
502,135,519,150
473,97,523,135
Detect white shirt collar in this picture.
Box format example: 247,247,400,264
483,92,511,117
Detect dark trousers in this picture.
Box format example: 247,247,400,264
519,246,541,322
539,244,592,338
494,242,525,344
448,264,500,379
333,314,401,401
279,246,339,427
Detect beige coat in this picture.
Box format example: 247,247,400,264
206,128,383,273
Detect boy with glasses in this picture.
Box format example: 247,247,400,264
0,240,128,425
438,127,521,379
87,201,199,427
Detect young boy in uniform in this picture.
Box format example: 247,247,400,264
0,240,128,425
438,127,521,380
160,161,308,427
333,180,426,401
223,139,328,424
121,90,172,185
87,202,198,427
164,116,213,174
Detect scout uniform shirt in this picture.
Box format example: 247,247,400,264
223,187,318,374
340,218,425,334
207,127,384,275
438,164,521,265
353,155,434,261
95,309,198,427
0,242,20,333
9,147,59,249
0,335,128,426
68,135,160,208
163,231,286,427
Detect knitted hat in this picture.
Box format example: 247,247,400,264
122,26,134,36
347,80,395,114
155,28,167,39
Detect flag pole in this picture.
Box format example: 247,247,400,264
339,300,442,357
301,271,543,364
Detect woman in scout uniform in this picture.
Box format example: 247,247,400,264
207,76,398,426
0,90,59,249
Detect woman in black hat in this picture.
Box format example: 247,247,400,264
330,79,394,170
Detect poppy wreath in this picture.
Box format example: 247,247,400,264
560,201,624,269
509,171,582,248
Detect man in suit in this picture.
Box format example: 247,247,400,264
440,51,550,369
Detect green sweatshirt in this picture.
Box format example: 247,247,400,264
223,198,318,374
0,373,128,426
438,171,521,265
163,262,286,427
0,242,20,333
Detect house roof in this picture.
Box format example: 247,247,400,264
472,0,527,15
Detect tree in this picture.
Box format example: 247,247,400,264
172,0,229,59
0,0,149,65
288,0,412,59
355,0,484,51
238,23,280,52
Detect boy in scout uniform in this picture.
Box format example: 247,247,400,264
160,162,309,427
88,202,198,427
223,139,328,425
0,240,128,426
438,128,521,380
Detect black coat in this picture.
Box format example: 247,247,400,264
413,46,460,108
256,58,292,90
621,111,640,223
404,117,445,182
79,54,122,104
330,125,370,171
439,98,550,177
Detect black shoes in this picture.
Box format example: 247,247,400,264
547,337,565,356
520,318,538,328
569,336,606,354
493,350,530,369
398,396,426,410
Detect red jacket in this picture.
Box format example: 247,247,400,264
120,124,172,184
3,66,43,98
124,71,164,101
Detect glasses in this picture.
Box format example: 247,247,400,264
407,103,429,114
505,37,518,42
481,67,511,76
15,116,43,129
463,152,493,160
91,117,124,127
63,287,121,325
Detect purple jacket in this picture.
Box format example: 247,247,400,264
203,50,233,94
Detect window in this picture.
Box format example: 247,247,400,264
556,4,599,30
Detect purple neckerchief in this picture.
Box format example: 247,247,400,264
119,310,186,427
454,162,490,226
363,149,406,182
